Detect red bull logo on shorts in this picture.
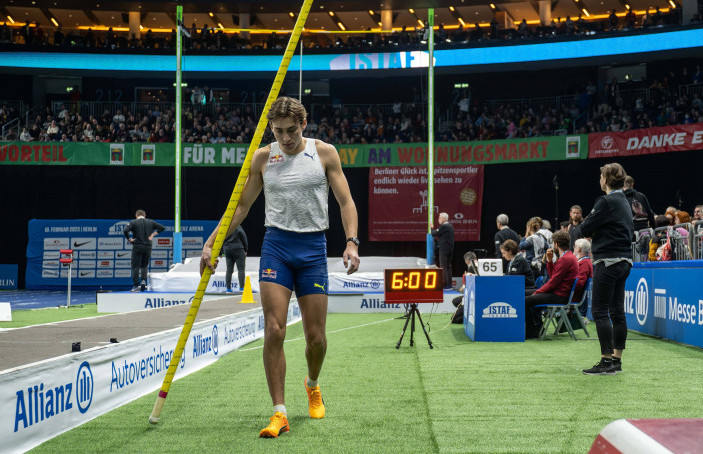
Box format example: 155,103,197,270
261,268,277,279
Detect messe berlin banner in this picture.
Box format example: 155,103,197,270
26,219,217,289
624,261,703,349
589,122,703,158
368,166,484,241
0,135,586,167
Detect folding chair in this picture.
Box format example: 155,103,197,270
555,278,592,339
535,279,578,340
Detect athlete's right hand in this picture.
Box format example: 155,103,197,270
200,246,219,275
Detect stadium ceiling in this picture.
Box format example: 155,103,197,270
2,1,527,14
1,0,674,30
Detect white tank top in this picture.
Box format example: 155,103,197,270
263,138,329,232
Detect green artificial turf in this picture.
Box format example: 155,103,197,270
0,304,101,328
30,313,703,454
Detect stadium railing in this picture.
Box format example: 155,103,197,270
632,228,654,262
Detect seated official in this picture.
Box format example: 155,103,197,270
573,238,594,317
524,230,579,338
500,239,535,293
452,251,480,322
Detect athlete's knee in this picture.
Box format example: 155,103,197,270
305,331,327,350
265,320,287,343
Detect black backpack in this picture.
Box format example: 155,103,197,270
626,191,648,223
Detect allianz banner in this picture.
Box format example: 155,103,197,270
589,122,703,158
624,261,703,348
369,166,484,241
0,135,587,167
26,219,217,289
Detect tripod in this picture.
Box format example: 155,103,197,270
396,303,434,349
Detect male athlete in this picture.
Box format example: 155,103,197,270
201,97,360,438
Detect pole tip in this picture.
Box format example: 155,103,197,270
148,415,160,425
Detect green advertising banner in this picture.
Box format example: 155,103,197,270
0,135,587,167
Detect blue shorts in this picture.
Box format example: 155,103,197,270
259,227,328,297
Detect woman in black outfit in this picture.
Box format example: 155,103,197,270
579,163,634,375
500,239,536,294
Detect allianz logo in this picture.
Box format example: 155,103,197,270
144,296,194,308
342,280,381,289
482,302,518,318
193,325,219,358
13,361,93,433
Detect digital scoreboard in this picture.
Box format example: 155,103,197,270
383,269,444,304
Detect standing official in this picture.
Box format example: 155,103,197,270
223,225,248,292
431,212,455,289
124,210,165,292
580,163,634,375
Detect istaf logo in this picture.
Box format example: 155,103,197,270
108,221,130,236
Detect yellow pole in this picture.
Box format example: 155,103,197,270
149,0,314,424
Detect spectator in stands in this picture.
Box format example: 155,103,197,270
674,210,690,225
560,221,570,231
524,230,578,338
19,127,33,141
568,205,583,250
494,213,520,262
46,120,59,140
623,175,655,231
580,163,633,375
573,238,593,316
693,205,702,221
501,239,535,292
665,206,677,225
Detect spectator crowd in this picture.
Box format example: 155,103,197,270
0,5,694,53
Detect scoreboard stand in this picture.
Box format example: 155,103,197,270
385,268,444,350
396,303,434,349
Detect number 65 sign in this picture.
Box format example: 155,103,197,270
477,259,503,276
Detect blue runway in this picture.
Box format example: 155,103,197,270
0,290,100,309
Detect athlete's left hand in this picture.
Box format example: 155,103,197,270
343,245,360,275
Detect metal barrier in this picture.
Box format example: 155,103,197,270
693,220,703,260
670,223,693,261
1,117,19,140
632,228,654,262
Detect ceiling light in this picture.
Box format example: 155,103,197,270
337,21,345,30
369,10,374,15
409,8,415,14
208,12,214,17
490,3,496,9
582,8,590,16
289,12,295,17
329,11,334,16
50,17,58,26
378,21,382,26
218,23,223,29
449,6,455,11
668,0,676,7
417,19,424,27
6,15,14,23
458,17,466,26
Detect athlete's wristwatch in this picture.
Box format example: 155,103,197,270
346,237,360,246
